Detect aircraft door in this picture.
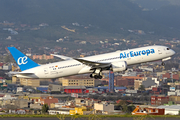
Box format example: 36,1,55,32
44,68,49,74
158,48,162,54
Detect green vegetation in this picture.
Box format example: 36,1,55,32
1,114,180,118
115,100,135,113
42,104,49,113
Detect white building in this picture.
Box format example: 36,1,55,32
94,103,114,114
54,103,66,108
157,105,180,115
0,94,17,100
48,110,69,115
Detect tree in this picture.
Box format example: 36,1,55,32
138,85,145,92
4,55,11,63
127,105,136,113
42,104,49,113
138,85,145,102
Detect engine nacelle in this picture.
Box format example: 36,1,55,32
111,61,127,72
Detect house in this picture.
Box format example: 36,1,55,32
75,97,100,107
94,103,114,114
132,106,164,115
30,103,42,109
9,109,26,114
0,94,17,100
48,109,69,115
48,84,63,92
0,63,4,69
13,99,29,108
151,96,169,106
69,106,92,115
39,96,58,106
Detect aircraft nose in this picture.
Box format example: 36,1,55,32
171,49,175,55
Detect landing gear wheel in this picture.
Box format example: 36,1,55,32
161,62,165,66
90,74,93,78
94,75,98,79
99,75,102,79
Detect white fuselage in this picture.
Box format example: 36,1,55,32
17,45,175,78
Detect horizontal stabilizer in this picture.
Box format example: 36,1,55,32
51,54,73,60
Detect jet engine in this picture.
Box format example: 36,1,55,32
111,61,127,72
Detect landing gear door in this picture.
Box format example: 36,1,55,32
44,68,49,74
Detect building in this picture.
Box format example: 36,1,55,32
69,106,92,115
94,86,126,93
61,77,101,87
64,86,86,93
48,84,63,92
75,98,100,107
169,95,180,104
13,99,29,108
134,77,160,90
142,77,160,90
48,109,69,115
134,79,143,90
132,106,164,115
151,96,169,106
12,77,40,87
0,63,4,70
12,76,20,84
162,73,179,80
2,64,11,70
152,87,164,95
94,103,114,114
20,78,40,87
157,105,180,115
167,82,180,87
39,96,58,106
49,102,66,109
0,94,17,100
115,78,134,87
36,86,48,93
30,103,42,109
9,109,27,114
32,54,54,60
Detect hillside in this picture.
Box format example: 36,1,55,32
131,0,180,9
0,0,146,32
0,0,180,46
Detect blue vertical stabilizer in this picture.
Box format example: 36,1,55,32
8,47,40,71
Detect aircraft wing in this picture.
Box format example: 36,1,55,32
74,58,111,69
51,54,73,60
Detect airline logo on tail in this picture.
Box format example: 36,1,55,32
17,56,28,65
8,47,40,71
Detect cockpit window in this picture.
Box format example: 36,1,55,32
167,48,170,50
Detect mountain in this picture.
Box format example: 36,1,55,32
0,0,145,31
0,0,180,41
131,0,180,9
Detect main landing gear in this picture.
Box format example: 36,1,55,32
90,69,103,79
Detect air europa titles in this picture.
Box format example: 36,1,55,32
120,49,155,59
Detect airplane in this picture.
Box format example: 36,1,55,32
7,45,175,79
